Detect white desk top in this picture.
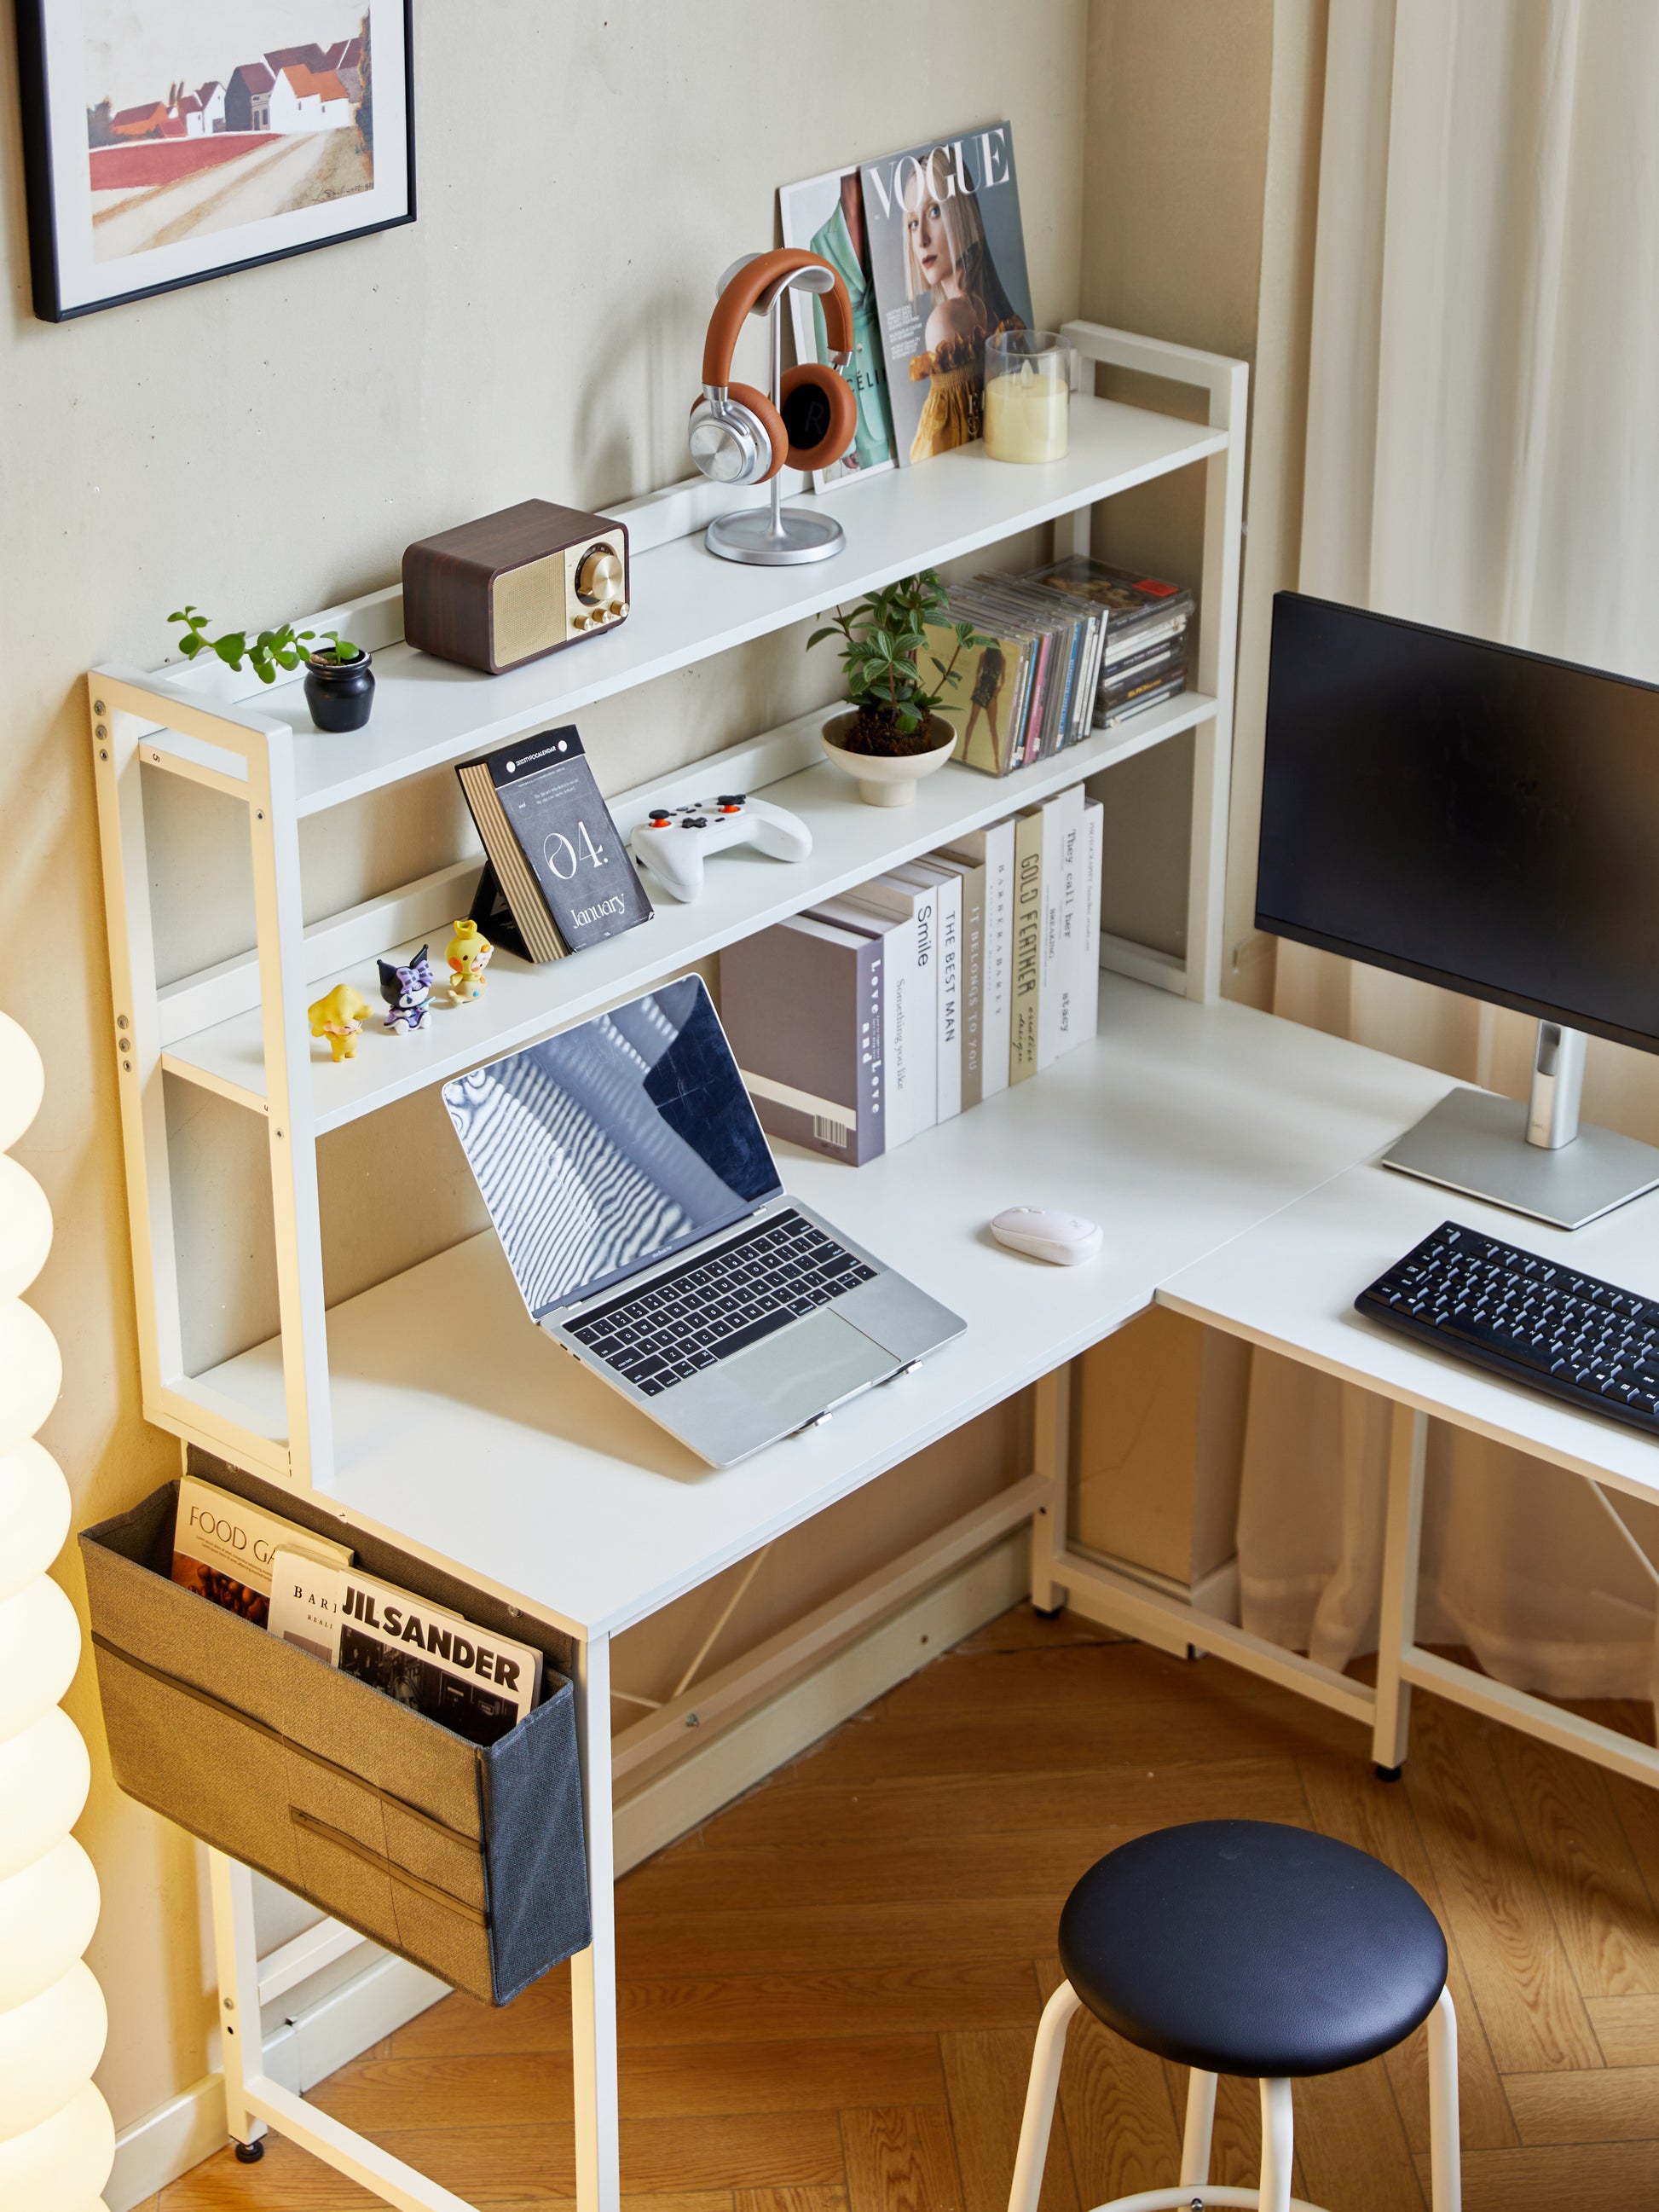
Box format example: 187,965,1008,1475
205,977,1453,1637
1160,1156,1659,1508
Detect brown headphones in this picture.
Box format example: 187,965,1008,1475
689,248,858,486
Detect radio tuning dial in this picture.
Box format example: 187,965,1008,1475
575,543,623,606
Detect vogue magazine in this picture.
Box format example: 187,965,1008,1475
861,124,1033,466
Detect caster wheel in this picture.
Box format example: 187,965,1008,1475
233,2138,266,2163
1374,1762,1403,1783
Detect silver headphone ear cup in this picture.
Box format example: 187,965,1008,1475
690,398,769,485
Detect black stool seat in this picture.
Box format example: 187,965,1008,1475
1058,1820,1447,2079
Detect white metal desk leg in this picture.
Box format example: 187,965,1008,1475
1030,1367,1072,1615
571,1630,621,2212
207,1850,267,2156
1373,1404,1428,1777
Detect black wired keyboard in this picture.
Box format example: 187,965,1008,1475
564,1209,876,1398
1357,1220,1659,1439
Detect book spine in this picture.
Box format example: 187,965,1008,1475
1010,809,1043,1083
908,883,939,1134
957,861,986,1110
1037,789,1082,1068
934,871,962,1121
982,822,1014,1096
1053,799,1084,1057
881,913,917,1148
1078,797,1103,1042
857,935,886,1164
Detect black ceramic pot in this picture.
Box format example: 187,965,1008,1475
303,651,375,733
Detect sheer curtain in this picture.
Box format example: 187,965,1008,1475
1239,0,1659,1703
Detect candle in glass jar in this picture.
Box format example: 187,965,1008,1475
984,367,1069,462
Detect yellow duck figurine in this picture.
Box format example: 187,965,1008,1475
309,982,371,1062
447,918,494,1004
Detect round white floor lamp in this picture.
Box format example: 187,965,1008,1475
0,1010,113,2212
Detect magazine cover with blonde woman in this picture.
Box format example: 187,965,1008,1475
860,124,1033,466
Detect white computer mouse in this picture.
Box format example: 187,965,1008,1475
991,1207,1103,1265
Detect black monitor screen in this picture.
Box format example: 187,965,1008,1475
1256,594,1659,1056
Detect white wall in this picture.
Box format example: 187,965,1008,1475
0,0,1090,2152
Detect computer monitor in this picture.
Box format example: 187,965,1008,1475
1257,592,1659,1227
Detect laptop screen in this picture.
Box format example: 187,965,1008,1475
443,976,783,1320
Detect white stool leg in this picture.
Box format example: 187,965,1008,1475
1178,2069,1217,2187
1258,2078,1294,2212
1427,1986,1461,2212
1007,1981,1083,2212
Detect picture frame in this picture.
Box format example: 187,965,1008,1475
777,161,896,493
14,2,414,322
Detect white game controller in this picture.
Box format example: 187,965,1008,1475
630,794,813,903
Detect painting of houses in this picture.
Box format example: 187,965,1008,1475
84,19,379,261
21,1,412,319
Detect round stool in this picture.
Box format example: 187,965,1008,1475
1007,1821,1460,2212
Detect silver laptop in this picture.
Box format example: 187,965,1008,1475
442,977,964,1467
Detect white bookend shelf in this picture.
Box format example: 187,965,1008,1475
92,323,1246,1497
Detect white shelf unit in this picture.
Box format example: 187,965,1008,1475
92,321,1246,1498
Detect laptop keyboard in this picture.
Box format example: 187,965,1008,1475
564,1209,876,1397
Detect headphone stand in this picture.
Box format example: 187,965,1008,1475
706,275,847,568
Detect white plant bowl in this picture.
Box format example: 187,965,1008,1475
820,711,957,808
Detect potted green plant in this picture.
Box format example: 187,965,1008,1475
166,607,374,733
808,570,990,807
302,630,375,733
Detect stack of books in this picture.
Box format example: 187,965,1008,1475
171,1475,542,1747
1031,557,1194,730
720,786,1102,1167
923,559,1194,778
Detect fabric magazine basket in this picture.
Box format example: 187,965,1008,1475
80,1450,590,2006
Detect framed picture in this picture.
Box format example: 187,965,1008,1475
777,162,896,493
15,2,413,322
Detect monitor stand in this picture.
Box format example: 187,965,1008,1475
1384,1022,1659,1230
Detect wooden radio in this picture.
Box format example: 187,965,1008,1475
402,500,630,675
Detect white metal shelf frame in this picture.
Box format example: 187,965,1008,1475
92,323,1246,1502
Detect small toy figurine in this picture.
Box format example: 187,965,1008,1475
308,983,371,1062
378,943,435,1034
447,918,493,1003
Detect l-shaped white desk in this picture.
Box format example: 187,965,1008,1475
205,974,1659,2212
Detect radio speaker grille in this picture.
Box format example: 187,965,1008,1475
491,552,565,668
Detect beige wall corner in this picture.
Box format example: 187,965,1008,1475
1225,0,1331,1008
1078,0,1275,959
1071,1306,1248,1590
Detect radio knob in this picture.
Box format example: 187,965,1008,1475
607,599,627,620
575,543,624,607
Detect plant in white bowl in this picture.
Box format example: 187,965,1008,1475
809,570,991,808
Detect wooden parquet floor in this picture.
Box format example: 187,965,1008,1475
145,1607,1659,2212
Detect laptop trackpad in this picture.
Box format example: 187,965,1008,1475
721,1309,893,1427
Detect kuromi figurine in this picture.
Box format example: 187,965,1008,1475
378,943,435,1034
